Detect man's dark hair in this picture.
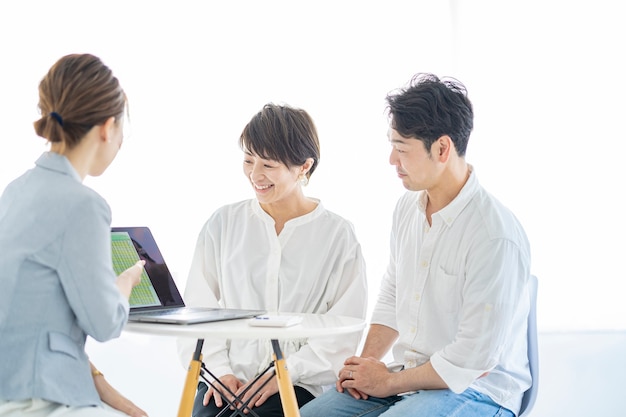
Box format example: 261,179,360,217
386,73,473,156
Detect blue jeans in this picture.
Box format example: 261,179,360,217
299,388,515,417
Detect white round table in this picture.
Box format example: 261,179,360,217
124,313,366,417
124,312,365,339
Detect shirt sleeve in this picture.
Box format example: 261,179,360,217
57,192,129,342
370,199,401,330
286,224,368,386
430,238,529,393
176,219,234,378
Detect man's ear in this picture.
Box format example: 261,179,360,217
99,116,116,143
435,135,454,162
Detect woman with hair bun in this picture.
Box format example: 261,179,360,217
0,54,146,417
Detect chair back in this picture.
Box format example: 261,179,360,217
519,274,539,416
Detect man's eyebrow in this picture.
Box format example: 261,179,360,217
389,137,408,144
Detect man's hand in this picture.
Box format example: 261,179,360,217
337,356,395,399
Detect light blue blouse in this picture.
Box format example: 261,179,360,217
0,152,129,407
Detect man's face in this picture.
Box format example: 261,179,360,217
388,127,439,192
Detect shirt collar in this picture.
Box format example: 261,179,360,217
35,152,82,183
251,198,324,226
418,165,479,226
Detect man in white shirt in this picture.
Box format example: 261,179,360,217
300,73,531,417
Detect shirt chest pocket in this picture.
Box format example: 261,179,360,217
430,267,463,314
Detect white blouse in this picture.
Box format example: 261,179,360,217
178,199,368,396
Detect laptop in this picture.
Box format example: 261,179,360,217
111,226,265,325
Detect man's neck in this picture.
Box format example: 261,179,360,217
425,162,471,222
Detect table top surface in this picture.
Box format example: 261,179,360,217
124,312,366,339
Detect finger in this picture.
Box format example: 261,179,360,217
355,389,369,400
336,379,344,393
346,387,367,400
234,384,248,397
344,356,361,365
340,368,353,381
346,386,361,400
254,392,266,407
213,391,223,408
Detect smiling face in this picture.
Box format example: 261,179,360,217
243,151,304,206
388,127,441,192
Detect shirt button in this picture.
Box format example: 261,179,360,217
421,260,428,268
414,293,421,301
410,326,416,333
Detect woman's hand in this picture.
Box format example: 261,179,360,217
204,374,244,408
91,363,148,417
116,260,145,299
234,373,278,412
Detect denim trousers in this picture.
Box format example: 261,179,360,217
299,388,515,417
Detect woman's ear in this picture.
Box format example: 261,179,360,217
300,157,315,175
99,116,117,143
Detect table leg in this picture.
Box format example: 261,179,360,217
271,339,300,417
178,339,204,417
178,338,301,417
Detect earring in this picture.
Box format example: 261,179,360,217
299,174,309,187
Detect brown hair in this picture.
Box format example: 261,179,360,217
239,103,320,179
33,54,126,149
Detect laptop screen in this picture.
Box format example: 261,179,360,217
111,227,185,311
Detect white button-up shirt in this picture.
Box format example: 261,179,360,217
371,169,531,414
179,199,367,396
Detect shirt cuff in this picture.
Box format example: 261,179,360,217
369,310,397,330
430,352,486,394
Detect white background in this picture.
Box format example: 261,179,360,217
1,1,625,415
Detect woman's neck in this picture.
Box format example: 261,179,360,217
260,194,318,235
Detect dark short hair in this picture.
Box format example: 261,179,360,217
386,73,473,156
33,54,126,149
239,103,320,179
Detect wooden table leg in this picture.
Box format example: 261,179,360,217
178,338,300,417
271,339,300,417
178,339,204,417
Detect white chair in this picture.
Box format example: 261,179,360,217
519,275,539,416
